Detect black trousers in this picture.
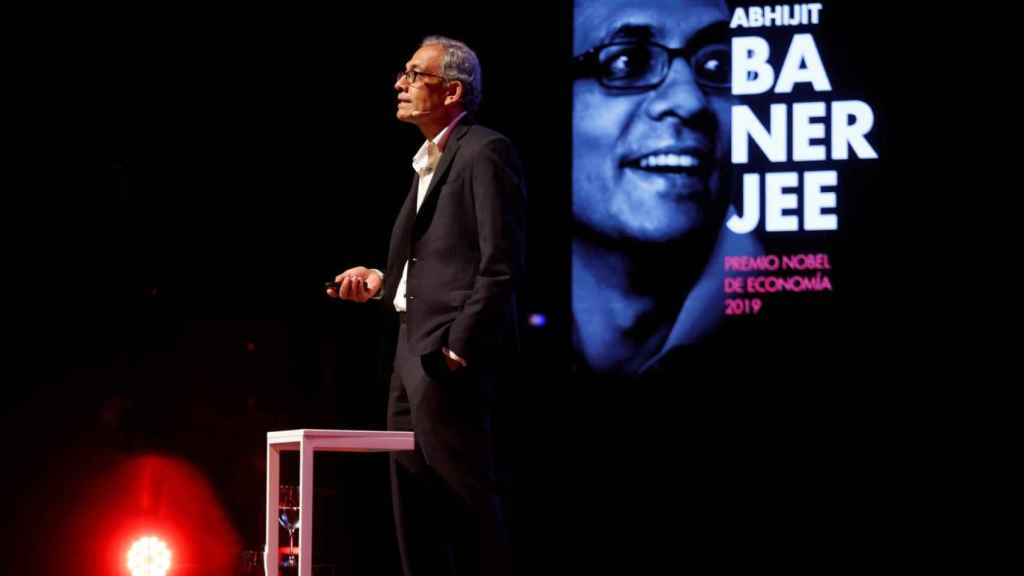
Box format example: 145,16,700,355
387,316,511,576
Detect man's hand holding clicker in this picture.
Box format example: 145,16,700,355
326,266,383,303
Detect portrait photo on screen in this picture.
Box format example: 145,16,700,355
570,0,883,382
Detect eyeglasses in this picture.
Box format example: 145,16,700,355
396,69,448,85
573,41,730,92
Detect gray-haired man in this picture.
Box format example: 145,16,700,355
328,36,525,576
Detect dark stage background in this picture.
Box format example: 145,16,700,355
5,2,909,574
11,5,573,575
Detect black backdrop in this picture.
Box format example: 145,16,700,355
12,5,571,575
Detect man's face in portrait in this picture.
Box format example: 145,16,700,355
573,0,735,244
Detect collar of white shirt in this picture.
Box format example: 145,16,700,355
411,111,467,176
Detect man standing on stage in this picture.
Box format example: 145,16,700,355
327,35,525,576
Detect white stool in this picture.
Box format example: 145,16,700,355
265,429,415,576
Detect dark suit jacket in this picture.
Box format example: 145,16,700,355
379,119,526,367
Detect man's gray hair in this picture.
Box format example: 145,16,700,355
422,36,482,115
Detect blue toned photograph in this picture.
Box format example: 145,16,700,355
572,0,761,378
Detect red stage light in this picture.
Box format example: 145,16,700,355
126,535,172,576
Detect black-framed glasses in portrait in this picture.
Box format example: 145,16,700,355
573,41,730,92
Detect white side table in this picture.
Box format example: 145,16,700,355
265,429,415,576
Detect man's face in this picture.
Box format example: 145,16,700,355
573,0,734,244
395,44,450,126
